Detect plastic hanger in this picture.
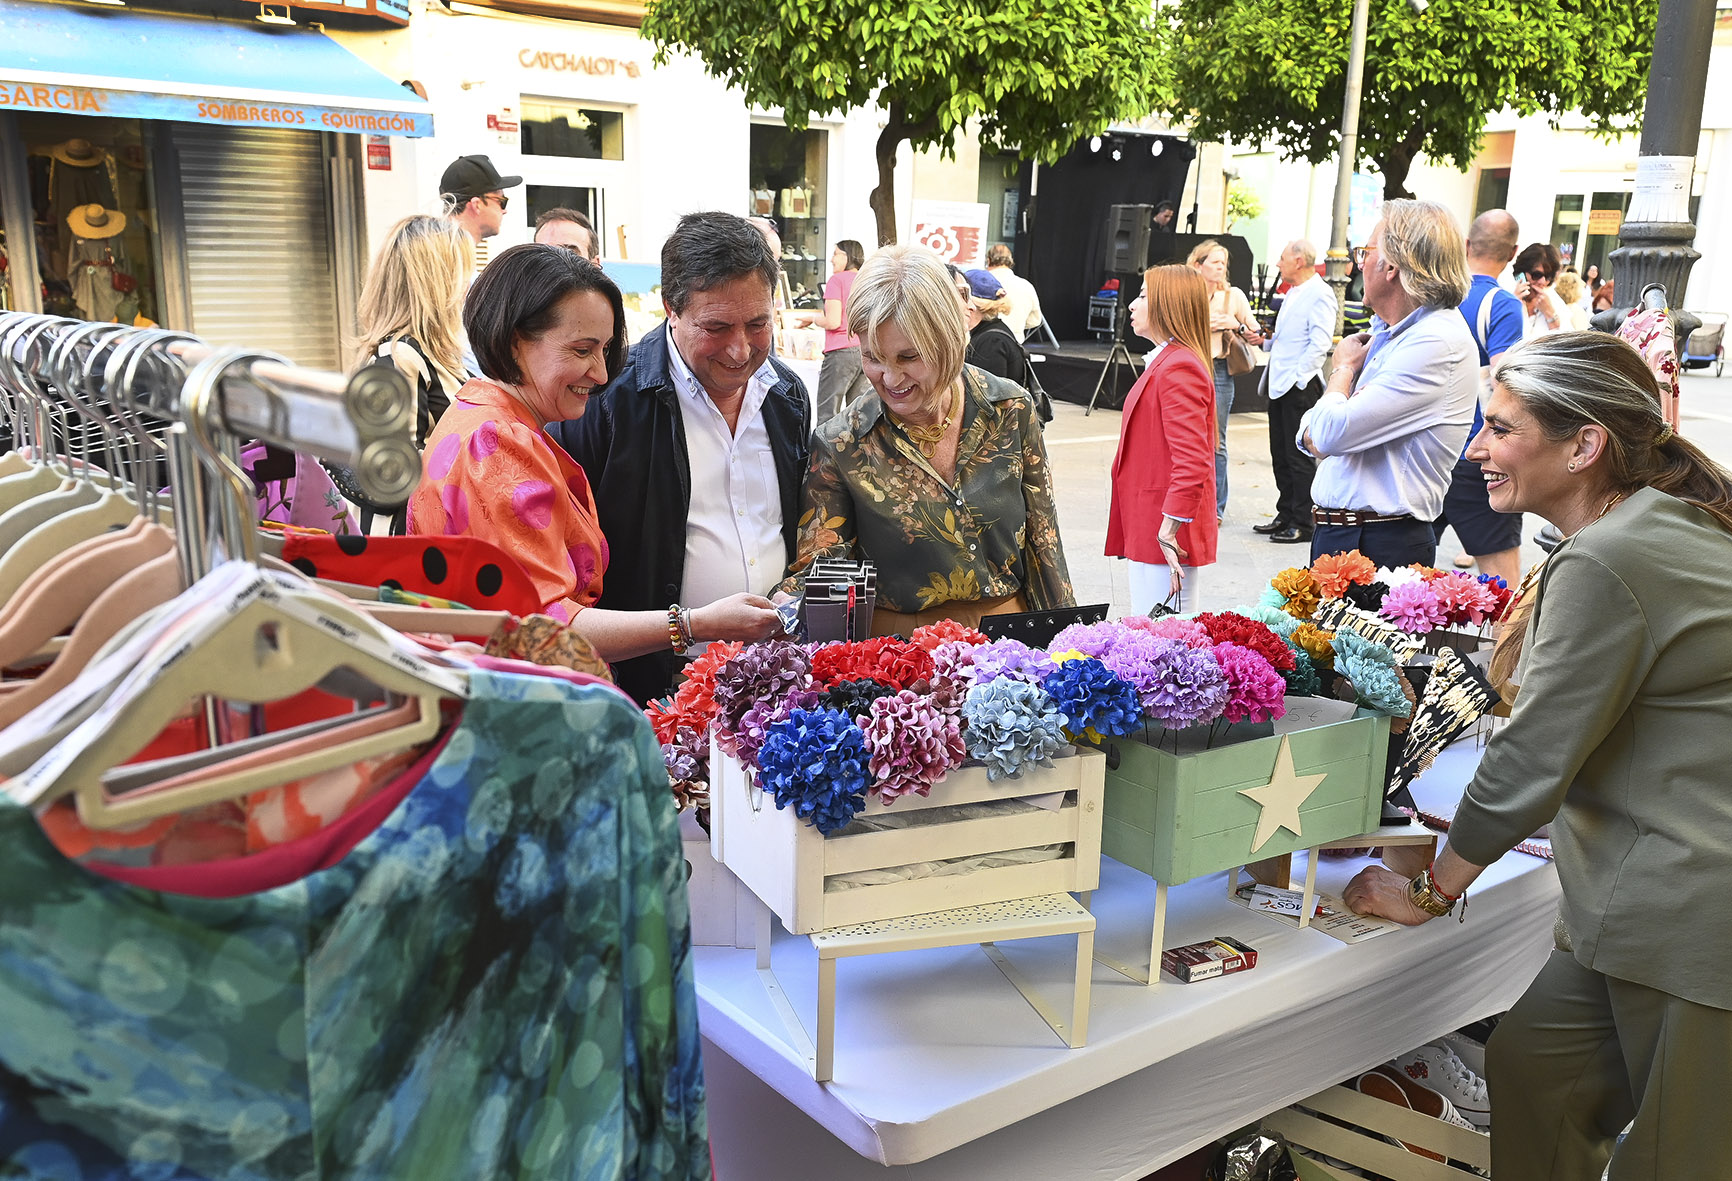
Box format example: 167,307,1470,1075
0,519,176,669
10,566,463,829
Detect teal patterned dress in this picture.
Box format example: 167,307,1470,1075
0,669,707,1179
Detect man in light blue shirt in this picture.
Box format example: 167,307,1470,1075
1298,200,1478,569
1257,239,1337,544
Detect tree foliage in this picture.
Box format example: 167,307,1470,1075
641,0,1167,245
1157,0,1654,200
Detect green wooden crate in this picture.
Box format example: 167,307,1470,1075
1086,711,1391,887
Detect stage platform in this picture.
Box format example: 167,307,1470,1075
1030,340,1268,415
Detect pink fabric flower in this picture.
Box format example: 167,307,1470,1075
1214,642,1288,724
1379,580,1447,633
863,690,967,802
1140,616,1214,649
1429,572,1498,626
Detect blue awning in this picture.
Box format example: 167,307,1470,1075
0,0,431,136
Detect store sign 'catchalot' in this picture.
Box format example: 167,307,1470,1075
0,80,431,136
518,49,642,78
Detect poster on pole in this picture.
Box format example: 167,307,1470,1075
911,200,991,268
1347,173,1382,250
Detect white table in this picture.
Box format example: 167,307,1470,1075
697,738,1559,1180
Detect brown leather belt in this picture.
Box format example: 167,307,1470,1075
1311,507,1415,527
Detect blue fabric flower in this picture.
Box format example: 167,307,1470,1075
1257,584,1291,612
755,706,873,833
961,678,1068,782
1282,649,1323,698
1333,630,1413,717
1040,657,1144,741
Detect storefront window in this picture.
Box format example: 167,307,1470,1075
18,114,161,326
526,184,605,254
749,124,828,307
1548,194,1585,267
520,100,625,160
1580,191,1630,280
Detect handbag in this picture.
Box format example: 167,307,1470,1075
1224,330,1255,377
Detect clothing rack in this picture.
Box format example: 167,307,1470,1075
0,312,415,576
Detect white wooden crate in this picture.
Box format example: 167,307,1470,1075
1265,1083,1491,1180
710,743,1105,936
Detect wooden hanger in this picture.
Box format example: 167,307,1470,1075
11,574,464,829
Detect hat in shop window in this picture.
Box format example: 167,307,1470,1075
50,138,107,168
438,153,522,201
67,204,127,240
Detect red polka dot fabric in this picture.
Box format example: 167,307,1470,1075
280,530,542,616
407,380,610,621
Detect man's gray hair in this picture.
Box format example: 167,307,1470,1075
1284,239,1318,268
1378,199,1470,309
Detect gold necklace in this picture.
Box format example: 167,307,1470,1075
893,386,956,458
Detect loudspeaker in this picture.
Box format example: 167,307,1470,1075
1103,204,1154,274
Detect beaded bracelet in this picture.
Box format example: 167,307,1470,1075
667,604,689,654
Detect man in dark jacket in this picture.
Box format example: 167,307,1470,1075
550,212,811,705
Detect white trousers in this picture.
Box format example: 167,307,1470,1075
1128,560,1203,616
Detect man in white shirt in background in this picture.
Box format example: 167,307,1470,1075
1255,239,1335,544
1298,199,1478,569
986,244,1043,340
551,212,809,704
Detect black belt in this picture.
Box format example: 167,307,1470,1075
1311,508,1415,527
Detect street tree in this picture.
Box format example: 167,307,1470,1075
1157,0,1654,200
641,0,1167,246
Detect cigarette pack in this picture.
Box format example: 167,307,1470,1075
1160,935,1259,984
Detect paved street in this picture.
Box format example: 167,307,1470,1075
1044,367,1732,617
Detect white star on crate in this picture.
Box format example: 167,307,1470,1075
1237,735,1328,854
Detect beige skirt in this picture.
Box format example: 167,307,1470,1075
869,593,1026,639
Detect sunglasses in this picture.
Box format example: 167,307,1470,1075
480,194,510,211
1525,270,1552,283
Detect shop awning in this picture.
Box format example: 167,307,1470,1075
0,0,431,137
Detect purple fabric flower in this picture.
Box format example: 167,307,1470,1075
1049,620,1129,658
863,689,967,802
967,638,1058,686
663,725,711,810
1214,642,1289,724
735,687,823,767
1118,636,1230,726
1379,580,1448,633
711,641,815,758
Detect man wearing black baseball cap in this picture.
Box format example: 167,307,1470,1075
440,154,522,244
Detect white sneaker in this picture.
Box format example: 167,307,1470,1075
1431,1030,1488,1078
1389,1043,1491,1128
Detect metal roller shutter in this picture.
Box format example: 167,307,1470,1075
170,125,342,370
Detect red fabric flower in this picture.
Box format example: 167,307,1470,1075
645,699,686,746
910,618,989,652
666,640,745,728
811,637,935,690
1192,611,1297,672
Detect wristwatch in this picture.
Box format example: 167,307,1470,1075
1407,865,1460,918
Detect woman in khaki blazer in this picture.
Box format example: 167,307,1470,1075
1343,331,1732,1179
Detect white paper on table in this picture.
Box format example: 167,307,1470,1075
1273,696,1360,733
1232,884,1403,944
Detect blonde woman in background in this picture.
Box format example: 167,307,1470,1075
1187,239,1263,519
1554,268,1592,330
354,214,473,449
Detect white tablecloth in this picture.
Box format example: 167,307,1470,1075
697,738,1560,1179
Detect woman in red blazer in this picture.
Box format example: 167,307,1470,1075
1105,264,1218,613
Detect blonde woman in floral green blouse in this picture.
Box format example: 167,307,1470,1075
782,245,1074,635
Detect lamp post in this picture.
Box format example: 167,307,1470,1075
1323,0,1372,341
1597,0,1716,342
